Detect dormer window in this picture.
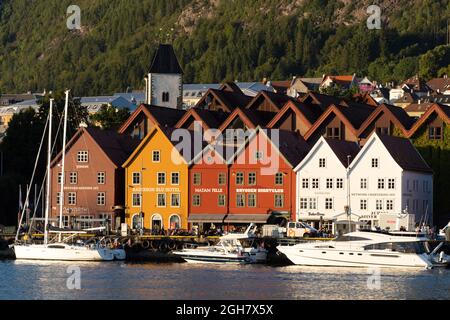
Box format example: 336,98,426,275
429,126,442,140
376,127,390,135
162,92,170,102
326,127,341,139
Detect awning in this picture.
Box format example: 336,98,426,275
188,214,227,223
224,214,271,224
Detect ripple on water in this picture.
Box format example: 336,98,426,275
0,260,449,300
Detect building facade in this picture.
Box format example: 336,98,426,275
122,126,194,231
349,133,433,230
50,127,139,230
295,137,360,233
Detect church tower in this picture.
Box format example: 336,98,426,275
145,44,183,109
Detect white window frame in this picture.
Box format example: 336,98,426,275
171,172,180,185
171,193,180,208
132,193,141,207
157,172,166,185
68,192,76,206
132,172,141,185
152,150,161,163
77,151,89,163
69,172,78,185
97,172,106,184
157,193,166,208
97,192,106,206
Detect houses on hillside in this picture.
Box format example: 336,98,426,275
4,43,450,232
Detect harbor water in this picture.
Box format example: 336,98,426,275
0,260,449,300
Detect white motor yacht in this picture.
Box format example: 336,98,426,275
173,224,267,264
277,230,434,268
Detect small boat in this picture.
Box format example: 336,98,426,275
277,230,435,268
173,224,267,264
13,92,122,262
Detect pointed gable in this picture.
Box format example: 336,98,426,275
51,127,140,169
231,127,310,169
351,133,432,174
407,103,450,138
267,100,322,135
301,91,343,112
195,87,252,113
175,108,229,131
294,136,359,172
118,104,186,139
357,103,416,140
304,103,373,143
246,90,295,112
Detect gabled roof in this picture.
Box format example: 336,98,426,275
404,102,434,114
357,103,416,137
352,93,379,107
149,44,183,74
190,141,241,167
270,81,291,94
394,91,418,104
195,88,252,112
407,103,450,138
246,90,295,111
301,91,343,111
294,136,359,172
321,75,355,87
122,125,206,168
324,138,360,168
401,75,430,92
353,133,432,174
175,108,229,130
267,100,322,129
427,77,450,93
51,127,140,169
230,127,311,168
218,107,275,132
303,103,374,140
118,104,186,134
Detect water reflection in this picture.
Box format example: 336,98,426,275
1,261,449,300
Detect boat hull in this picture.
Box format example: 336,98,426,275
14,244,115,261
173,250,250,264
277,246,432,268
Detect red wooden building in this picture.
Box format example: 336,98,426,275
226,128,310,226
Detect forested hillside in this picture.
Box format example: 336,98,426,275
0,0,449,96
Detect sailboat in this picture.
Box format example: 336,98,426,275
14,91,121,261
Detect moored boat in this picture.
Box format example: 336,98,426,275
173,224,267,264
277,230,435,268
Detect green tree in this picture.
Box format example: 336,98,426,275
90,105,131,130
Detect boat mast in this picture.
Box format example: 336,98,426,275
58,90,70,242
44,99,53,245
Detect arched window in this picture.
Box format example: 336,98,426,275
151,214,163,231
169,214,181,230
132,214,143,230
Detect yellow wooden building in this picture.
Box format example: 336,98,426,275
122,125,193,231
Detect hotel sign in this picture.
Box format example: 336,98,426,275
132,187,181,193
235,188,284,193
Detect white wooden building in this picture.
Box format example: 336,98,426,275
349,133,433,231
294,137,360,233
